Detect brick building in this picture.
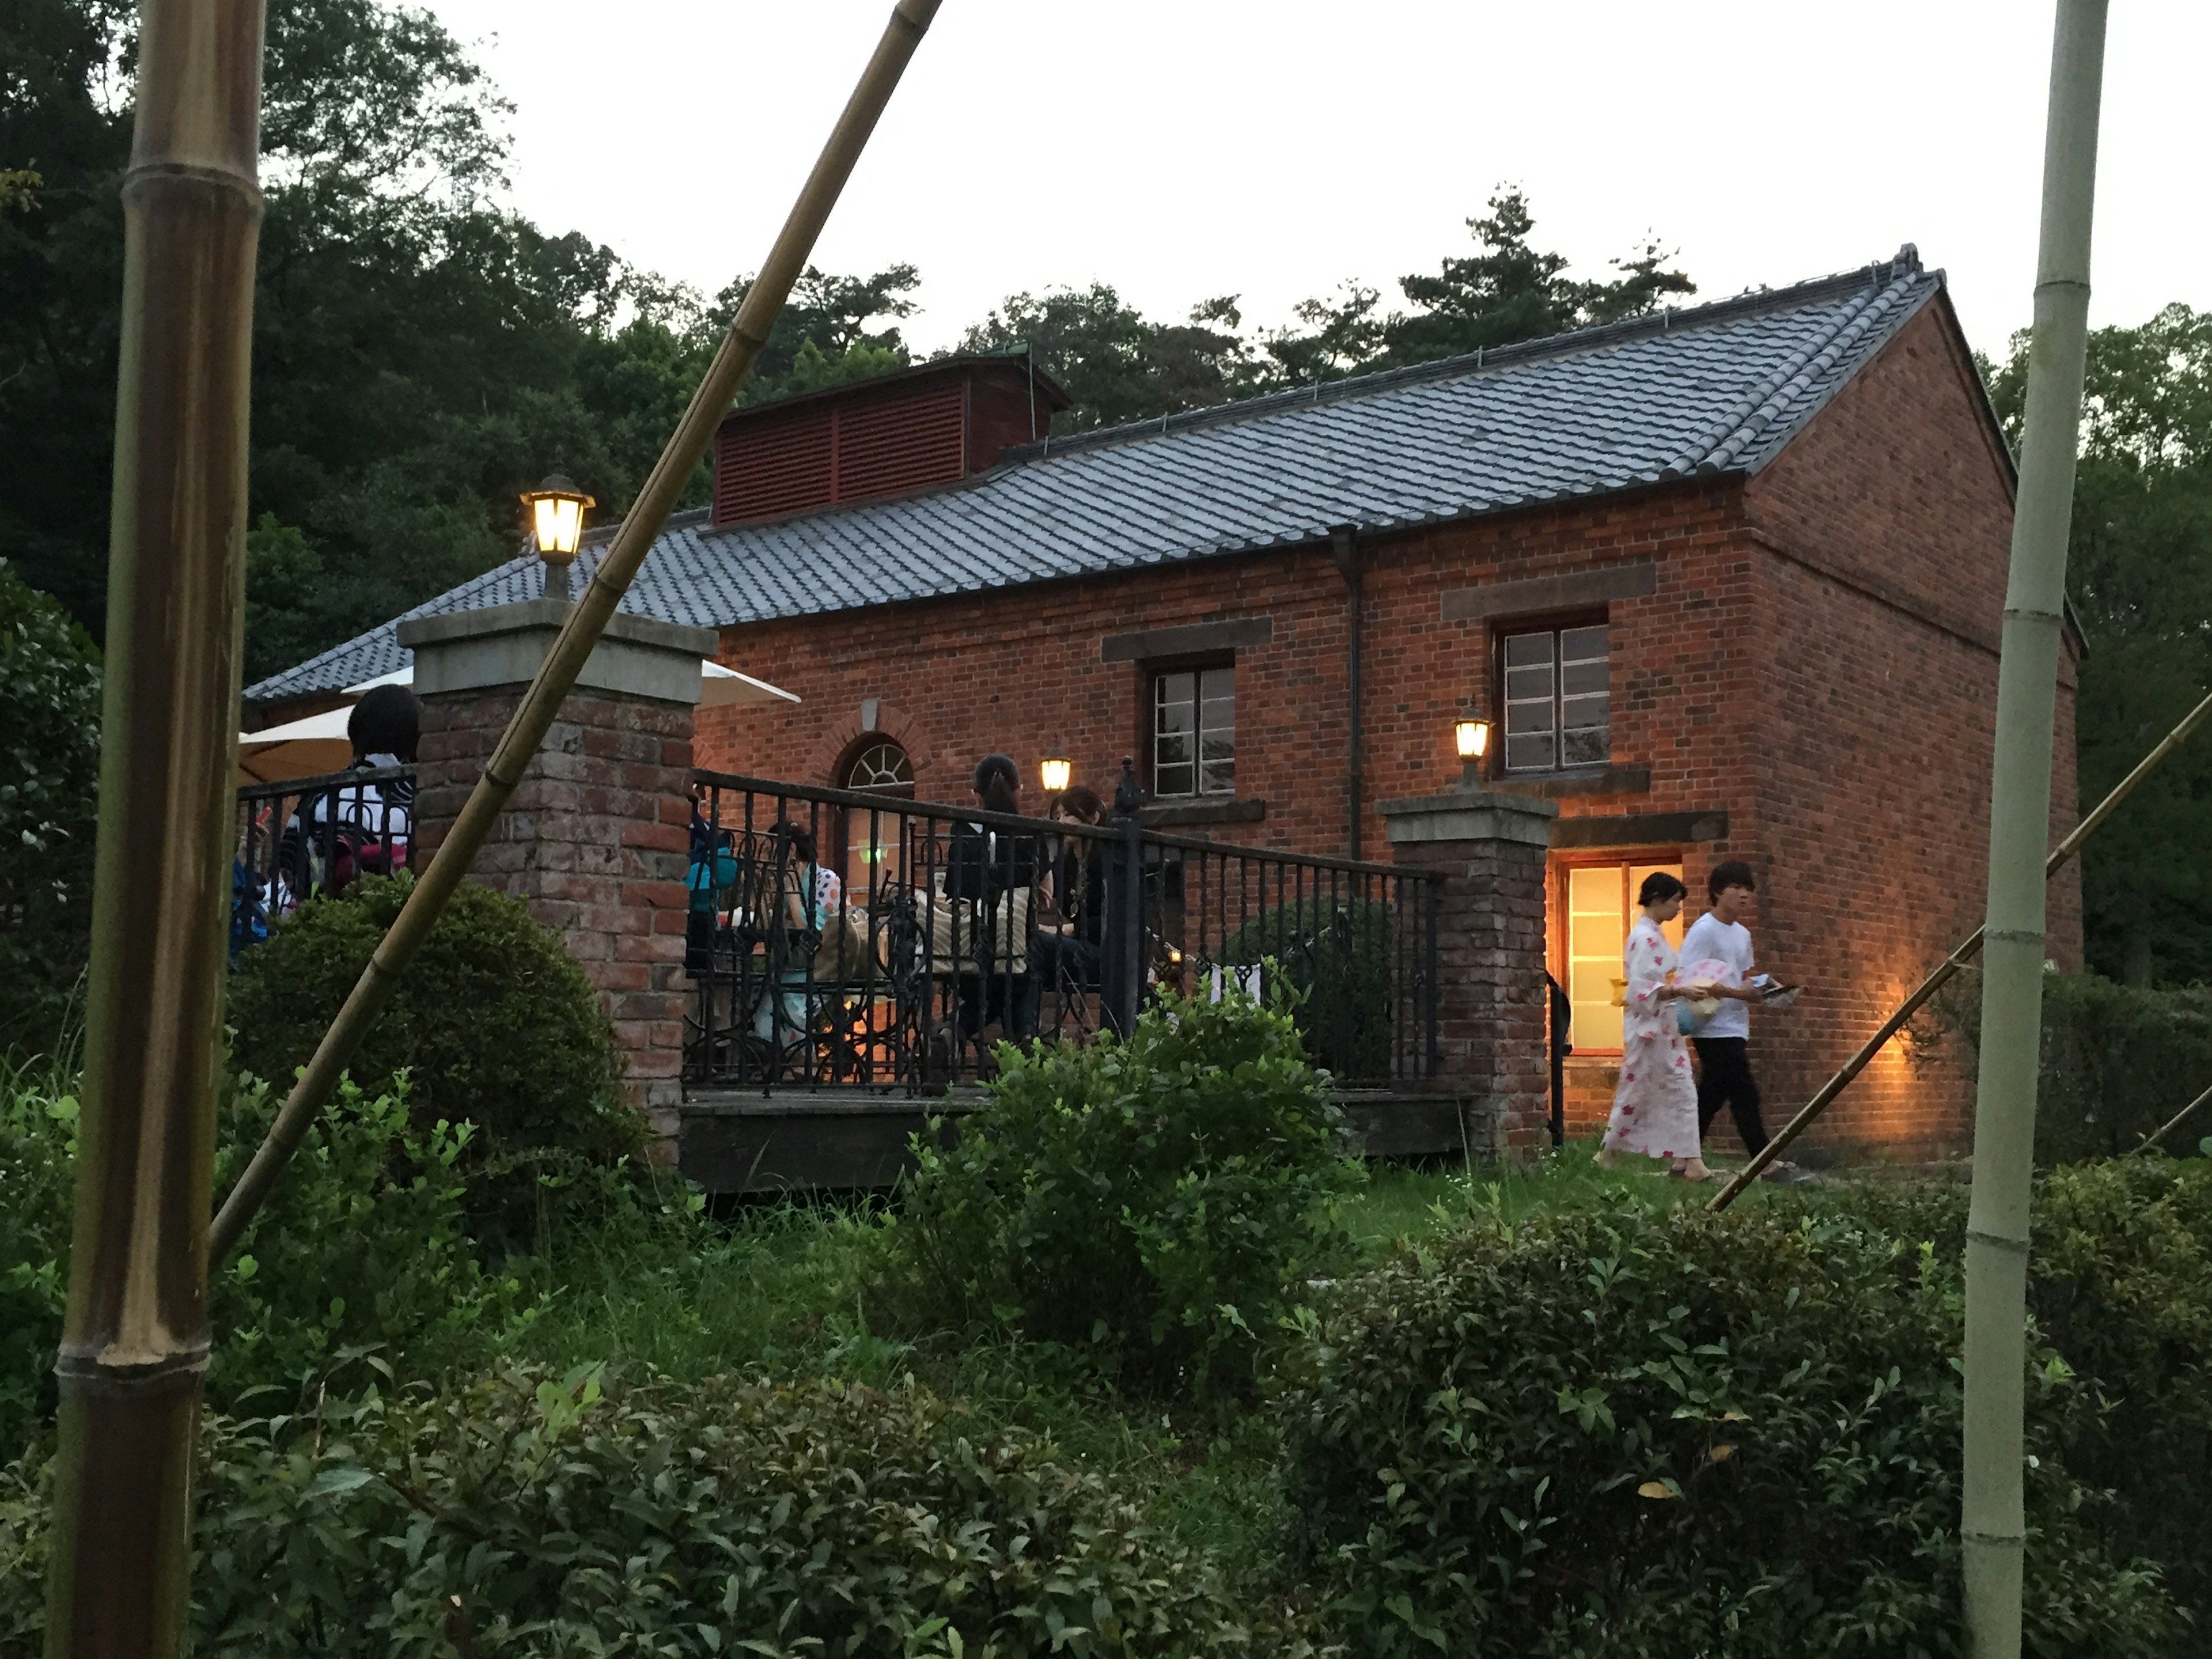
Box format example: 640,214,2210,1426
249,245,2081,1164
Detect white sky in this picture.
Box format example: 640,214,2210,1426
422,1,2211,363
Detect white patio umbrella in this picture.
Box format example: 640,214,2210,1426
240,657,797,784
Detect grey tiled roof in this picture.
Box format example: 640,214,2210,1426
247,246,1948,704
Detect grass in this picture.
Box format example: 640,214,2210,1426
498,1137,1777,1579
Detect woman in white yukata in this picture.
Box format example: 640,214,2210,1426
1598,870,1717,1180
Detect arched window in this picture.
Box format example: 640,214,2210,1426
842,740,915,796
836,739,915,898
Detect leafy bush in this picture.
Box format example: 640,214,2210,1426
0,1368,1256,1657
0,561,101,1056
1218,897,1393,1079
227,874,640,1237
1910,969,2212,1163
0,1059,543,1454
1281,1199,2184,1658
885,986,1363,1400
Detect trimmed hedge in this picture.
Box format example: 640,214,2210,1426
1218,896,1395,1080
0,1369,1256,1657
227,875,640,1239
1282,1184,2200,1657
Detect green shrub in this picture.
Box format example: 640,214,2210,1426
227,874,641,1237
885,986,1364,1400
1912,969,2212,1162
0,1368,1255,1657
0,1060,543,1452
0,561,101,1056
1281,1200,2183,1658
1218,896,1394,1079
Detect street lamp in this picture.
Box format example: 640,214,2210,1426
521,474,595,600
1454,714,1493,782
1040,747,1072,797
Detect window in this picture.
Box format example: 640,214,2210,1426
835,740,914,895
1562,858,1684,1053
1502,622,1609,772
1151,665,1234,798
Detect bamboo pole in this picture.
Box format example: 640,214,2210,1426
1963,6,2105,1654
44,1,267,1653
1707,683,2212,1212
207,0,943,1263
2128,1079,2212,1157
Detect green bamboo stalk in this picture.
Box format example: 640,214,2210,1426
2127,1079,2212,1157
44,2,267,1653
207,0,943,1263
1963,5,2107,1654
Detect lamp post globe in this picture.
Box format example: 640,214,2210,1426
1040,748,1072,797
520,473,596,599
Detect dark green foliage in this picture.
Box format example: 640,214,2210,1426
2029,1160,2212,1624
1914,969,2212,1162
0,1060,541,1453
1281,1200,2186,1658
227,874,632,1157
1291,1176,2212,1654
225,875,639,1238
1218,897,1395,1080
885,988,1363,1400
959,286,1262,432
1985,305,2212,987
0,1368,1254,1657
0,561,100,1055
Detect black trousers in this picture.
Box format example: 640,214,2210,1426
1692,1036,1769,1156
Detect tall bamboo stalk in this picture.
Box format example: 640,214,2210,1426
1963,5,2106,1654
207,0,943,1262
44,2,267,1654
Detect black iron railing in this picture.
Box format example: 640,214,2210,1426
231,765,417,956
684,768,1439,1093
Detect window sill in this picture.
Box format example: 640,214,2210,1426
1139,796,1266,828
1490,764,1650,800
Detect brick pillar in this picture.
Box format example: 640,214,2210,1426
1378,786,1558,1161
400,600,714,1154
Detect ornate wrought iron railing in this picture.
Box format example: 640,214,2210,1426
683,767,1438,1093
230,765,417,956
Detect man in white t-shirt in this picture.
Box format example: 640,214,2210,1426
1679,860,1775,1164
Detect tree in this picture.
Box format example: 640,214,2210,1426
1266,188,1696,380
958,283,1257,432
1986,302,2212,984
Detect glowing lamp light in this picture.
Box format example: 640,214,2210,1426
1454,716,1493,762
521,472,594,582
1040,749,1072,795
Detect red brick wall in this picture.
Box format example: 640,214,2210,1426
1730,295,2078,1162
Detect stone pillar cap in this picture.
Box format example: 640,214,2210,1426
397,599,717,704
1377,785,1559,848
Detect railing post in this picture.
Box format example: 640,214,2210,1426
1101,757,1144,1039
1378,786,1558,1160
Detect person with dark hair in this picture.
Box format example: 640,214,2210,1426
276,683,422,910
1598,869,1715,1180
1680,858,1796,1176
945,753,1040,1048
1033,782,1107,1002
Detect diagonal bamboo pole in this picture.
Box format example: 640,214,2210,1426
1963,4,2105,1652
44,1,268,1652
208,0,944,1263
2128,1079,2212,1157
1708,683,2212,1213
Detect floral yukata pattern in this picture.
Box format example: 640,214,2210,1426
1601,914,1700,1161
